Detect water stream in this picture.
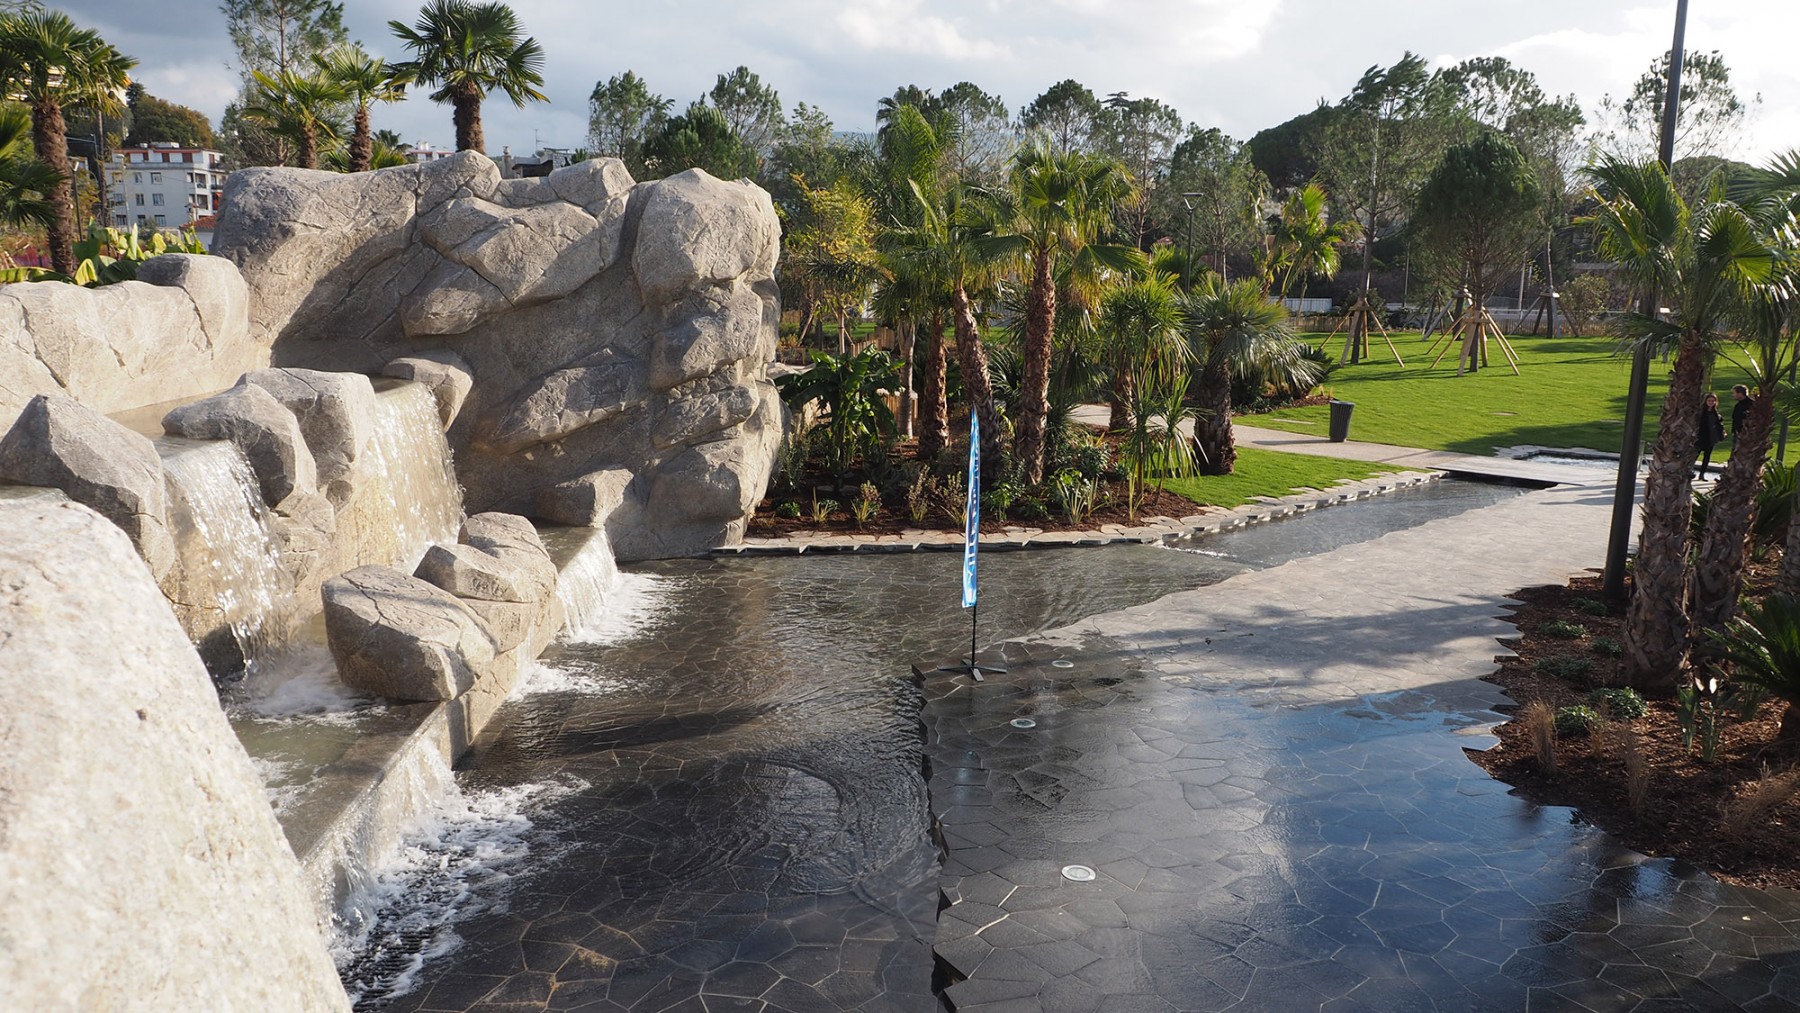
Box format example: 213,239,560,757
345,479,1523,1011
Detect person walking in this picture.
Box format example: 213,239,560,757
1696,392,1726,480
1731,384,1752,439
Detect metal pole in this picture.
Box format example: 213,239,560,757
1602,0,1687,601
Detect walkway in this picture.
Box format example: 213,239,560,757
921,482,1800,1011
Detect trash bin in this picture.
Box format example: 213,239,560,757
1328,400,1355,442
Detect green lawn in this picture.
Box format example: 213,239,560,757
1161,446,1416,510
1247,331,1753,456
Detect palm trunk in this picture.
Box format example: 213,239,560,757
1690,394,1776,636
1779,463,1800,597
896,318,916,440
1016,248,1057,484
918,310,949,460
1108,352,1132,433
951,283,1003,484
297,125,318,170
454,87,484,153
1620,328,1708,692
1194,356,1235,475
350,105,372,172
31,99,75,276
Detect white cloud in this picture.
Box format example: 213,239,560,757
835,0,1011,61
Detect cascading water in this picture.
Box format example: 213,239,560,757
342,383,464,572
161,440,292,676
552,527,619,639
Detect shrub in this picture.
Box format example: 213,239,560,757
1014,495,1049,521
1554,705,1603,737
810,497,839,525
851,483,881,528
1722,766,1800,836
1534,655,1594,681
775,501,800,519
1621,729,1650,815
1587,687,1647,720
1521,701,1557,773
1571,597,1609,616
1541,620,1588,639
1705,594,1800,740
1591,636,1623,657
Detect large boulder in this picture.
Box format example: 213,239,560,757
162,380,317,506
241,368,376,507
0,393,177,580
0,498,348,1010
322,565,497,702
534,467,634,527
216,155,784,561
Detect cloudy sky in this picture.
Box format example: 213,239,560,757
55,0,1800,162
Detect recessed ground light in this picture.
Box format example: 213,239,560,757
1010,718,1037,729
1061,865,1097,882
1051,660,1074,669
1492,411,1517,416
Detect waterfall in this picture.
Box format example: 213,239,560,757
343,383,465,572
554,527,619,640
162,441,292,676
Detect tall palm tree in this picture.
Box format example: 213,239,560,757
1098,270,1186,434
889,177,1006,481
983,137,1141,484
0,9,133,275
1185,274,1316,474
0,104,61,233
243,69,345,170
1261,181,1359,300
872,103,954,457
388,0,546,154
1690,152,1800,635
1584,157,1776,692
314,45,407,173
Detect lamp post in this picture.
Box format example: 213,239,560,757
1601,0,1688,601
1180,192,1202,288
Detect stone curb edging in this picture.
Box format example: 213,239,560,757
710,470,1442,557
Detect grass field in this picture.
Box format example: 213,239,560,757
1247,331,1755,456
1161,446,1415,510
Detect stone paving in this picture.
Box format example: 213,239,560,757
921,483,1800,1011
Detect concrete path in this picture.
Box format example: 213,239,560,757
921,482,1800,1010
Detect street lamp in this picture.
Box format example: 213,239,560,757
1602,0,1688,601
1180,192,1202,286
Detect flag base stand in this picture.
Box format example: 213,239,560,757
936,601,1005,681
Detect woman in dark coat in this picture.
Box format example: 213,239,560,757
1696,392,1725,480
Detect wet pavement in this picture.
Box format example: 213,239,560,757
924,483,1800,1011
366,481,1521,1011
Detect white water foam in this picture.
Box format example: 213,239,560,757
332,768,586,1006
509,659,630,700
559,570,673,647
227,641,372,723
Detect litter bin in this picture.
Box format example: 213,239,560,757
1328,400,1355,442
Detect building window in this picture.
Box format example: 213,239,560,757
151,193,164,206
134,193,144,206
150,171,161,184
133,172,142,184
154,214,166,225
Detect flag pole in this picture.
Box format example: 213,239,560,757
938,412,1005,681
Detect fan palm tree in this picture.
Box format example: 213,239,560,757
1098,270,1186,433
388,0,546,154
1185,274,1317,474
0,104,60,233
1261,181,1360,300
0,9,133,275
982,137,1141,484
314,45,407,173
243,69,345,170
1584,157,1776,692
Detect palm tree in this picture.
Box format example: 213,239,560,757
1261,181,1359,300
871,103,954,458
1185,274,1317,474
388,0,546,154
1690,152,1800,635
0,9,133,275
984,137,1141,484
0,104,61,233
1584,157,1776,692
1098,270,1185,433
243,69,345,170
314,45,407,173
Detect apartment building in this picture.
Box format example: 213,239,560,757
107,143,225,230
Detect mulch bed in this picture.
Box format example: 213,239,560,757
1471,566,1800,889
748,484,1209,540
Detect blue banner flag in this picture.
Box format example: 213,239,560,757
962,412,980,608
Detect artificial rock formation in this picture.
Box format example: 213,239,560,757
321,564,497,702
0,498,348,1010
215,152,782,560
162,380,319,507
0,254,261,428
241,368,378,509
